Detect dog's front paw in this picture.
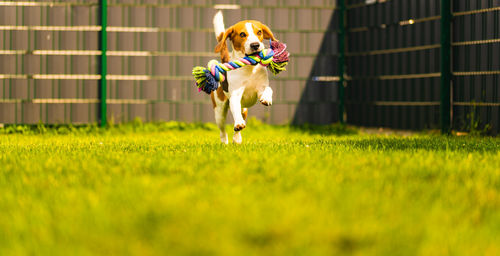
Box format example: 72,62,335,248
260,99,272,106
259,93,273,106
260,97,273,106
234,121,246,131
260,87,273,106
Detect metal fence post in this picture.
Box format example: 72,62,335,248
338,0,346,124
99,0,108,127
440,0,451,134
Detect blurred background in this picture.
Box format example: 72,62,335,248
0,0,499,134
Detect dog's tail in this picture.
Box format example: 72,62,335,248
213,11,229,63
213,10,225,40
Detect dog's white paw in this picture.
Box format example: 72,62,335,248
260,98,272,106
220,132,228,144
233,131,242,144
260,91,273,106
234,121,246,132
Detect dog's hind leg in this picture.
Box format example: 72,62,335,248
211,87,229,144
242,108,248,120
232,108,247,144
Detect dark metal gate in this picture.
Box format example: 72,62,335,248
345,0,443,131
452,1,500,134
344,0,500,134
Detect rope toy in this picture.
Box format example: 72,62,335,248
192,40,290,94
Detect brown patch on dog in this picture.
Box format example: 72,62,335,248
216,86,226,102
215,27,233,58
242,108,248,120
211,87,227,108
227,22,247,54
210,92,216,108
259,22,277,41
216,32,230,63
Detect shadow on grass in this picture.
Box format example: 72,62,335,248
338,137,500,153
289,123,358,136
243,117,358,136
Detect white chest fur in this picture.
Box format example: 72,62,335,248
226,52,270,108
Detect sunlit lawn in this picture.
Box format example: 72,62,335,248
0,122,499,255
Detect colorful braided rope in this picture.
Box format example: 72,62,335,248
209,49,274,83
192,41,289,94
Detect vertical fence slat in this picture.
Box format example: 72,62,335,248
440,0,452,134
100,0,108,127
338,0,346,123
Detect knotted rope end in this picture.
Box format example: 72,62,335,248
192,66,219,94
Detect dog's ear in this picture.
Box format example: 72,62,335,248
260,23,277,41
214,26,233,53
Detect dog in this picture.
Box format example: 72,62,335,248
211,11,277,144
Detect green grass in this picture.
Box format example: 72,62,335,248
1,121,499,255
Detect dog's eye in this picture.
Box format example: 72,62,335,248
257,30,262,36
239,32,246,37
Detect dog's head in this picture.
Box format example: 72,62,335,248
215,20,277,57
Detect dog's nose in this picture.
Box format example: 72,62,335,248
250,42,260,51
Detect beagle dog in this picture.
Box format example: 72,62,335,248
211,11,277,144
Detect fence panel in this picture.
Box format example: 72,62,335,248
452,0,500,134
103,0,338,125
0,1,101,124
345,0,442,130
0,0,338,125
2,0,499,133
